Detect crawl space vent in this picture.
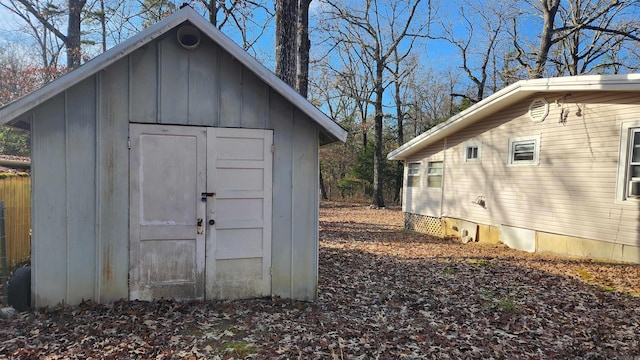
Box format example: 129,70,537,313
528,97,549,123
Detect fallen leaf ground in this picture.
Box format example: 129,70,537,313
1,202,639,359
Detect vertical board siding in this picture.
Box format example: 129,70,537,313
129,43,158,123
269,90,294,298
0,177,30,270
65,77,97,304
129,38,269,129
290,110,319,301
28,30,323,306
97,60,130,302
406,91,640,247
188,36,218,126
218,49,242,127
241,70,269,129
32,93,67,307
159,30,190,124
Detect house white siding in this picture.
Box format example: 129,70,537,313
402,141,445,217
405,91,640,248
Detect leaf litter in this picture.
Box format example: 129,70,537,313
1,201,639,359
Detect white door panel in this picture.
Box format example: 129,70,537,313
206,128,273,299
130,125,272,301
129,124,207,301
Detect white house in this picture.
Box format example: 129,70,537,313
0,6,347,308
388,75,640,264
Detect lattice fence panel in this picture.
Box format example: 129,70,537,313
404,213,444,237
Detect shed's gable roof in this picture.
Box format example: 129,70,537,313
0,6,347,144
388,74,640,160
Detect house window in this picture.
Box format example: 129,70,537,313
427,161,443,188
464,141,481,162
508,135,540,165
626,128,640,198
406,162,421,187
616,122,640,203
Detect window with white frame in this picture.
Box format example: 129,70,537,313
616,122,640,202
427,161,443,188
406,162,421,187
628,129,640,197
508,135,541,165
464,141,481,162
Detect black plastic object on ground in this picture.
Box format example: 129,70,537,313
7,266,30,312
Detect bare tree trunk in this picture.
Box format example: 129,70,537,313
373,60,385,208
297,0,311,97
100,0,106,53
67,0,86,69
14,0,86,69
362,120,367,148
532,0,560,78
393,78,404,204
319,166,329,200
208,1,217,26
275,0,298,87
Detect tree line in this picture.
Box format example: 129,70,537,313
1,0,640,205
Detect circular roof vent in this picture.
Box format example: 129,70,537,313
528,97,549,123
177,25,200,50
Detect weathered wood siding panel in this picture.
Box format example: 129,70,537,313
269,90,294,298
29,29,323,306
241,70,269,129
32,62,130,308
406,91,640,247
65,77,97,304
159,29,189,124
218,49,242,127
290,109,319,301
128,36,268,129
31,93,67,307
96,59,130,302
129,43,158,123
188,37,218,126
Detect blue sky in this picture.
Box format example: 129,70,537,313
0,0,509,122
0,0,461,68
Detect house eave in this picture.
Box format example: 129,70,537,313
387,73,640,161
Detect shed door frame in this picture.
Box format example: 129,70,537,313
129,123,273,301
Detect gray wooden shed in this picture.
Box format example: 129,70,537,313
0,6,347,308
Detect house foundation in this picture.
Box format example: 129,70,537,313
404,212,640,264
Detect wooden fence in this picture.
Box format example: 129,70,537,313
0,176,30,270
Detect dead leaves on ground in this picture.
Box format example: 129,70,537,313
1,202,639,359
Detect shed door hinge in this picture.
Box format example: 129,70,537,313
271,144,275,153
127,137,131,149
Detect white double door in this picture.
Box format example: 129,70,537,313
129,124,272,301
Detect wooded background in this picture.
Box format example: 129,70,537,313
1,0,639,206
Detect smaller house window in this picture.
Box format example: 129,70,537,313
508,135,540,165
427,161,443,188
464,141,481,162
627,129,640,198
406,162,421,187
617,122,640,203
